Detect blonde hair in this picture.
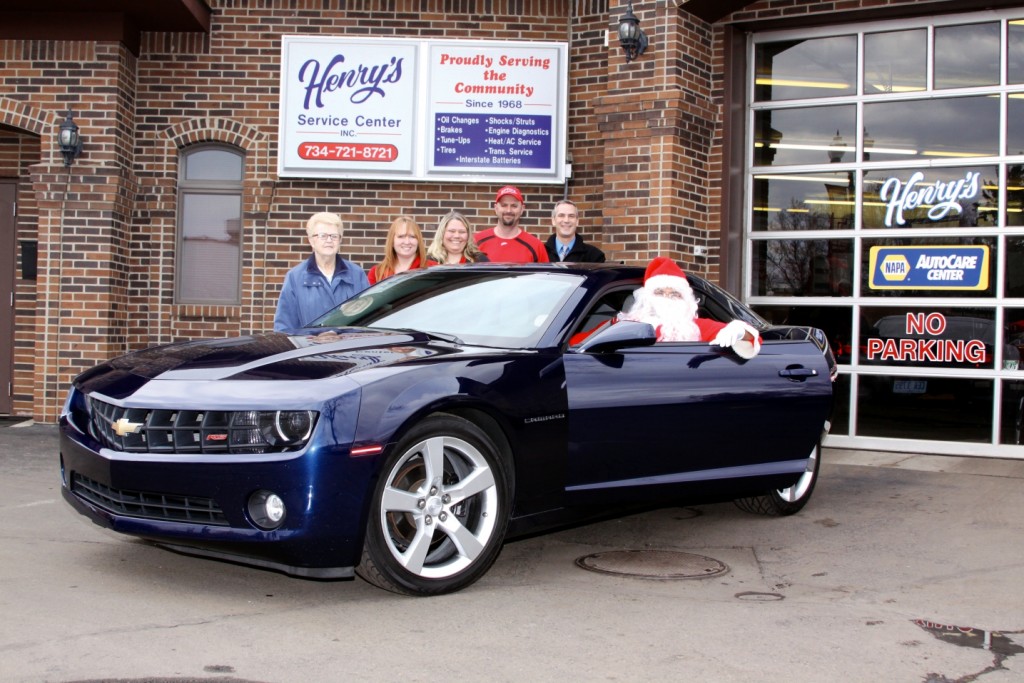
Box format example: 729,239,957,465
372,215,426,281
427,211,485,263
305,211,343,236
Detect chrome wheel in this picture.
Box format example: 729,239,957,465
357,414,511,595
775,444,818,503
734,441,821,516
379,434,498,579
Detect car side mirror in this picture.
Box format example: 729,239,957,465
575,320,657,353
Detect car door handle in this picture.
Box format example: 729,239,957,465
779,366,817,380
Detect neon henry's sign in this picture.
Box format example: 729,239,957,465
879,170,981,227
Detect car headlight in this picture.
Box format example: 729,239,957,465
232,410,318,452
261,410,315,446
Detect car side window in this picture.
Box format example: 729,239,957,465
570,289,636,344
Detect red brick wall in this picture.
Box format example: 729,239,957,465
130,1,586,347
0,0,964,420
597,3,719,275
1,1,628,420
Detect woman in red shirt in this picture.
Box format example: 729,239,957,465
368,215,427,284
426,211,489,265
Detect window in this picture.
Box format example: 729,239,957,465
934,23,1000,89
862,97,999,161
864,29,926,94
176,146,244,304
748,12,1024,456
754,35,857,101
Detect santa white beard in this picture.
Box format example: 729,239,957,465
618,287,701,341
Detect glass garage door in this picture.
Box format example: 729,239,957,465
747,12,1024,458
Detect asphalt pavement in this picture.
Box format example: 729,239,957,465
1,419,1023,683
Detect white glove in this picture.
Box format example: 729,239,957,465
713,320,761,359
713,319,748,347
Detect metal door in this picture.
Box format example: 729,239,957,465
562,338,831,492
0,182,15,414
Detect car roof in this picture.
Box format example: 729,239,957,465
434,261,726,279
427,261,641,274
425,261,718,291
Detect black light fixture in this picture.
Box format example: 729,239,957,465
58,110,83,166
618,1,648,63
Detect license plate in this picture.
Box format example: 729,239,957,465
893,379,927,394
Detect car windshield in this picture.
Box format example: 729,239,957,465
310,268,584,348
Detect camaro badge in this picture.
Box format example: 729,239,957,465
112,417,144,437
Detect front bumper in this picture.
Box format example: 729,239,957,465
59,418,376,579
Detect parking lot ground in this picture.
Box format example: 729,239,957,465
2,422,1023,683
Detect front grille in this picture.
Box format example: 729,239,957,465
71,472,228,526
85,397,313,455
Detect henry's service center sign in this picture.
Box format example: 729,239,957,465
278,36,568,183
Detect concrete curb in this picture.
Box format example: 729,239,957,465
825,446,1024,478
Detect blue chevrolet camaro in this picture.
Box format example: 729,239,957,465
60,263,835,595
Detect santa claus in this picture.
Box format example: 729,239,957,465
616,256,761,358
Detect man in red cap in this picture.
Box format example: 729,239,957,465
618,256,761,357
473,185,550,263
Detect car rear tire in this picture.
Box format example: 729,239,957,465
733,442,820,516
356,413,512,596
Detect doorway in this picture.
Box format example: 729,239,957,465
0,181,15,414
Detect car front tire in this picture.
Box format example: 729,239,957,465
356,413,512,596
733,442,820,516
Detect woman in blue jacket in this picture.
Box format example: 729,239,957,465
273,212,369,331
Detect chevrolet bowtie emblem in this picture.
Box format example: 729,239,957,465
112,417,144,437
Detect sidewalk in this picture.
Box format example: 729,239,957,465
825,446,1024,478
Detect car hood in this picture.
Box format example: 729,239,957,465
74,328,461,397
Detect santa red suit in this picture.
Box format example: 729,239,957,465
585,257,761,358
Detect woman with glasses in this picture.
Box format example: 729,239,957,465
273,211,370,331
426,211,489,265
367,215,427,285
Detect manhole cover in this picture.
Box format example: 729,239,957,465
575,549,729,580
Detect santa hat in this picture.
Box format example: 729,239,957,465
643,256,693,298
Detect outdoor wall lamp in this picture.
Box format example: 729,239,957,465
618,1,648,62
827,130,846,164
58,110,83,166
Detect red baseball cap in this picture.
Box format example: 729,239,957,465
495,185,524,203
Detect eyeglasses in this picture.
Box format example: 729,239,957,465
652,287,685,300
313,233,341,242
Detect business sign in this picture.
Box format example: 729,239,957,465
878,170,981,227
868,245,989,290
866,312,988,365
278,36,568,183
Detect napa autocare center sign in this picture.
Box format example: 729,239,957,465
868,245,989,290
277,36,568,183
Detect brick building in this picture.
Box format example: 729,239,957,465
3,0,1024,459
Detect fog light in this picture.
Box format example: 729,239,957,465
248,490,286,530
